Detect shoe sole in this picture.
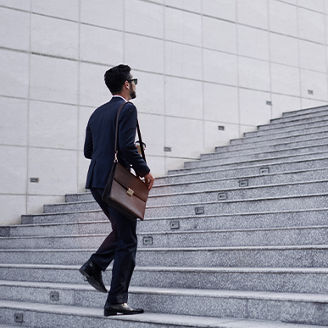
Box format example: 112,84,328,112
79,267,108,293
104,309,144,316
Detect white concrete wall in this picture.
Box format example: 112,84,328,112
1,0,328,224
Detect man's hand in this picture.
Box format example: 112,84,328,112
144,172,154,190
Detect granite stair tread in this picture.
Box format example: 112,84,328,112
0,300,322,328
1,279,328,303
2,106,328,327
2,264,328,275
281,105,328,117
2,223,328,239
228,126,328,146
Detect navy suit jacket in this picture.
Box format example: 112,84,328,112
84,97,150,189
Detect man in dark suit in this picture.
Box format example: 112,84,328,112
79,64,154,316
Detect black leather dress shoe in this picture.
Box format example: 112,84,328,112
104,303,144,316
79,259,107,293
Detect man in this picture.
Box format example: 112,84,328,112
79,64,154,316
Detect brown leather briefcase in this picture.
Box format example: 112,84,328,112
102,102,149,220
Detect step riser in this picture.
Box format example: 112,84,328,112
282,106,328,118
1,226,328,249
67,167,323,199
185,145,328,169
229,126,328,146
0,307,182,328
204,135,328,160
226,128,328,150
1,269,328,295
65,181,328,208
150,169,328,196
9,210,328,236
146,196,328,217
169,153,328,175
149,181,328,207
21,211,105,225
272,110,328,124
249,118,327,136
243,122,327,139
160,157,328,185
43,195,328,217
0,247,325,267
245,119,328,138
1,299,326,327
258,115,328,131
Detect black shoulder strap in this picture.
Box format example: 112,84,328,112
114,101,147,163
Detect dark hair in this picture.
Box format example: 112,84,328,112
104,64,131,94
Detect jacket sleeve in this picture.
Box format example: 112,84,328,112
118,103,150,177
84,122,93,159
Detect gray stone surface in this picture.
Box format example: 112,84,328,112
42,194,328,217
205,135,328,160
3,224,328,249
245,119,328,138
184,144,328,169
281,105,328,118
0,300,323,328
1,266,328,294
229,125,328,146
1,106,328,327
168,152,328,175
272,108,328,123
0,244,328,267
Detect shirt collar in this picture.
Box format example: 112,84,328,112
112,95,128,102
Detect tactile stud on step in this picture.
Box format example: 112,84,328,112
195,206,205,215
217,193,228,200
259,166,270,174
14,312,23,323
142,236,153,246
170,220,180,230
49,291,59,302
239,179,249,187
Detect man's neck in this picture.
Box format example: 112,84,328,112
112,94,129,102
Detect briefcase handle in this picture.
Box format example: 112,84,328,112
114,102,147,164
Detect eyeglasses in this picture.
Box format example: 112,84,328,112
128,78,138,85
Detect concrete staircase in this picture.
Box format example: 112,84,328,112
1,105,328,327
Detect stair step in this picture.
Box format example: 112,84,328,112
2,224,328,249
229,125,328,146
4,207,328,236
249,115,328,135
272,107,328,123
67,168,328,199
243,121,328,140
42,193,328,217
226,127,328,150
0,299,322,328
205,135,328,160
0,244,327,267
64,180,328,208
0,245,328,268
2,106,328,327
169,152,328,175
184,145,328,170
0,264,327,294
0,281,328,326
257,114,328,132
157,157,328,185
282,105,328,117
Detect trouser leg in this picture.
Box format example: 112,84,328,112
106,206,137,304
88,187,138,304
88,188,117,271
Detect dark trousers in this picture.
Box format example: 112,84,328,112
88,187,137,304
